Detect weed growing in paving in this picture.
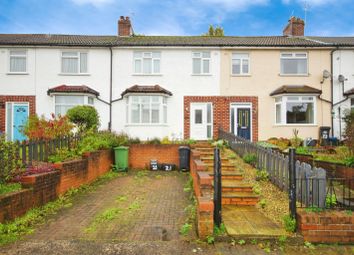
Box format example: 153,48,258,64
179,223,192,236
85,208,122,233
238,239,246,245
305,206,324,213
259,199,267,209
115,195,127,202
0,170,122,246
128,200,141,211
206,235,215,244
283,215,296,233
134,171,148,179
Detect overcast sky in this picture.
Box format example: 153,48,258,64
0,0,353,36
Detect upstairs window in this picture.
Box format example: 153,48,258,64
232,53,250,75
192,51,210,74
134,52,161,74
127,95,167,124
280,52,308,75
9,50,27,73
61,52,88,74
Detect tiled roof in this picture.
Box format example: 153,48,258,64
270,85,322,96
344,88,354,96
0,34,334,47
121,85,173,96
307,37,354,46
47,85,100,96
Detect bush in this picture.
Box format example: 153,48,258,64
283,215,296,232
243,153,257,166
256,169,269,181
0,135,23,183
48,148,79,163
343,109,354,154
23,114,73,140
145,138,161,145
66,105,100,134
267,137,291,151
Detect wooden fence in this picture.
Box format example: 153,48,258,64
218,129,352,209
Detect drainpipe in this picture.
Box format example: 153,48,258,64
330,48,336,137
109,47,113,131
338,106,342,140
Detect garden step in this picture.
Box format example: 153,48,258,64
209,171,243,180
200,157,230,164
222,192,259,206
192,142,213,148
213,180,253,192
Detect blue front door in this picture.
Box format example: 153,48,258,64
237,108,251,140
13,104,28,141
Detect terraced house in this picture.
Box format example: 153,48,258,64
0,16,353,141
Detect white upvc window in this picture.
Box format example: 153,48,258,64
127,95,167,124
275,95,315,125
61,51,88,74
9,50,27,73
232,53,250,75
134,51,161,74
54,95,94,116
280,52,308,75
192,51,210,75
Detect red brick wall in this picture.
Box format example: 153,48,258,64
0,95,36,133
184,96,258,141
128,144,181,169
297,210,354,243
0,149,113,223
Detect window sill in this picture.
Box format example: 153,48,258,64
231,74,251,77
191,74,212,76
6,72,29,75
273,124,317,127
132,74,162,76
58,73,91,76
125,124,168,127
279,74,309,77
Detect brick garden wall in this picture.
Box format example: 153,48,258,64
129,144,181,169
297,210,354,243
0,95,36,133
190,149,214,239
184,96,258,141
0,149,113,223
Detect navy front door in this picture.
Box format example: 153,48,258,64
237,108,251,140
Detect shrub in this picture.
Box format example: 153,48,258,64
283,215,296,232
0,135,22,183
145,138,161,145
161,136,172,144
256,169,269,181
23,114,73,140
243,153,257,166
290,129,303,148
343,109,354,154
48,148,79,163
267,137,291,151
66,105,100,134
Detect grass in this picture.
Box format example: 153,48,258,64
0,170,122,246
0,183,22,196
85,208,123,233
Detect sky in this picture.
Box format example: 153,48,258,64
0,0,353,36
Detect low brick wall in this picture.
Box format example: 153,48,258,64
129,144,181,169
0,149,113,223
297,209,354,243
190,149,214,239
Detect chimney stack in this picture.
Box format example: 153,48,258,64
283,16,305,37
118,16,132,36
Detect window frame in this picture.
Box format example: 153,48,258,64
60,51,89,75
133,51,161,75
53,94,94,116
280,52,308,76
8,49,28,74
192,51,211,75
231,52,250,76
274,95,316,125
126,95,168,125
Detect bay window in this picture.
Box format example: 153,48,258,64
134,51,161,74
55,95,94,116
61,51,88,74
127,96,167,124
275,95,315,124
9,50,27,73
280,52,308,75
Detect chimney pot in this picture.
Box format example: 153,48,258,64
283,16,305,37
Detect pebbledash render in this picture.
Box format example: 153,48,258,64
0,16,353,141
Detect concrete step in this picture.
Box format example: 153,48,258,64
205,163,236,171
222,192,259,206
193,142,213,148
200,157,230,164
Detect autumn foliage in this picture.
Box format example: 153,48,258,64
22,113,73,140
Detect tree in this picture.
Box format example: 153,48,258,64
202,25,224,36
343,109,354,154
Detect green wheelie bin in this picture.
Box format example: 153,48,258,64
113,146,129,172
